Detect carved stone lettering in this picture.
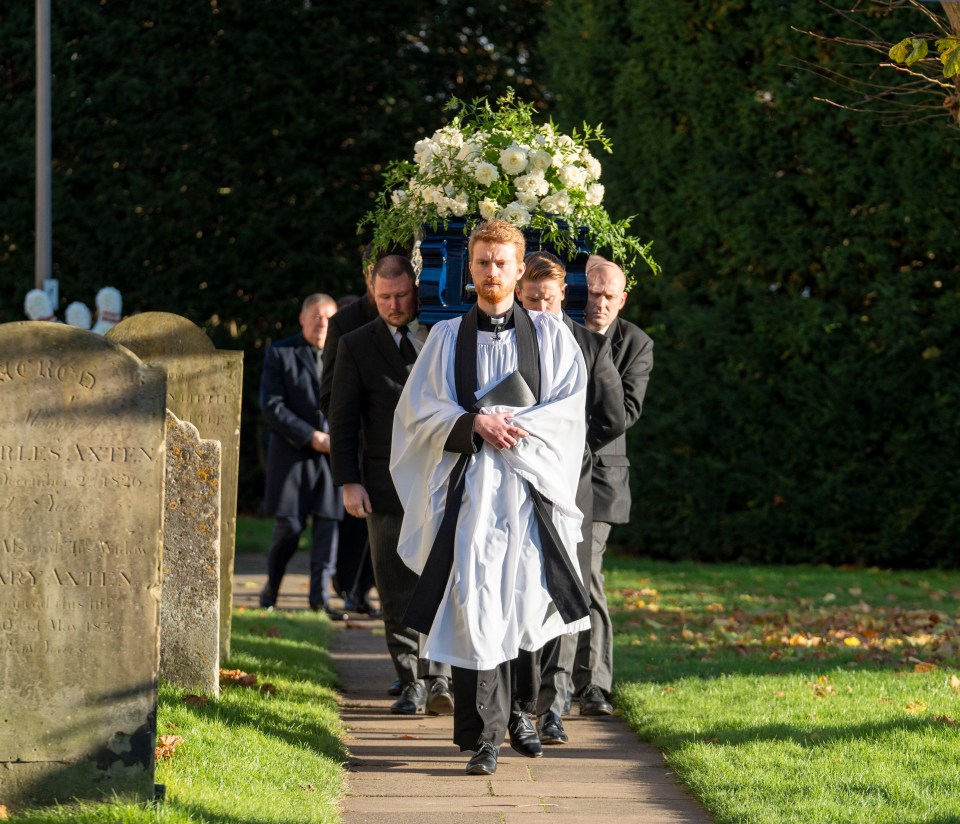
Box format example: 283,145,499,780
0,322,165,808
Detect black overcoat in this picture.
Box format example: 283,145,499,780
260,332,341,520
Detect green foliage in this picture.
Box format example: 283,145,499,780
0,1,549,510
889,35,928,66
540,1,960,566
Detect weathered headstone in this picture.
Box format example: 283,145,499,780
0,322,166,807
108,313,242,659
161,411,221,696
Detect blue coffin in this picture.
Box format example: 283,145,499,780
417,220,590,324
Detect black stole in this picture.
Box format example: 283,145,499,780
402,305,589,635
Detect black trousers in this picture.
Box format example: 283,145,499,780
334,511,376,600
451,649,539,751
265,514,339,608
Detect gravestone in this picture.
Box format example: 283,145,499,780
0,322,166,807
108,313,242,659
161,411,221,696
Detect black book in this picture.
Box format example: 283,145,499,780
474,370,537,408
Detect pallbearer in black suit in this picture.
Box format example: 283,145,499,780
517,252,625,746
318,247,381,622
328,255,454,716
575,258,654,716
259,293,344,618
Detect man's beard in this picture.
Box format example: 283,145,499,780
477,280,513,304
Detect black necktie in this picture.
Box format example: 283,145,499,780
396,325,417,365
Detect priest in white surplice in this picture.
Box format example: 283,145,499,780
391,219,590,776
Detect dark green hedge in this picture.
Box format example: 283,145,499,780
1,0,548,510
541,1,960,566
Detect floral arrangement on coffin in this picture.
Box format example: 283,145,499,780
360,90,659,285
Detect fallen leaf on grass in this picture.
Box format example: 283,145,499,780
905,700,927,714
265,626,282,638
914,662,938,674
300,783,316,792
166,723,180,730
259,683,278,696
934,714,958,726
0,804,8,819
950,675,960,692
775,690,786,698
155,734,184,761
843,637,861,647
220,668,258,688
183,694,210,707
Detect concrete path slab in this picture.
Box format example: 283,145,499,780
233,553,713,823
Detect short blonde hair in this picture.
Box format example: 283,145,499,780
468,219,525,262
523,251,566,284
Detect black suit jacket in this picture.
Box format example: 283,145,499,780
562,313,625,572
328,317,413,516
591,317,654,524
260,332,341,520
319,294,377,418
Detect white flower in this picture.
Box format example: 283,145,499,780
433,126,464,148
499,144,529,176
514,171,549,196
516,190,540,210
449,194,470,217
585,182,605,206
558,164,588,190
529,149,554,171
474,162,500,186
541,189,572,216
581,151,602,180
457,140,482,162
390,189,408,206
414,138,439,170
479,197,499,220
499,201,532,227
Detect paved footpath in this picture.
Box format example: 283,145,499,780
233,554,712,823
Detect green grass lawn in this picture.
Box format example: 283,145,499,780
607,555,960,824
9,609,344,823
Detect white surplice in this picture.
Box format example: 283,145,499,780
390,310,589,670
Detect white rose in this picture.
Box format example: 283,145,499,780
414,138,438,169
479,197,499,220
499,144,529,176
499,201,532,228
558,164,588,190
450,194,470,217
457,140,482,162
474,162,500,187
541,189,571,216
434,126,464,148
585,182,605,206
529,149,554,172
390,189,408,206
582,151,602,180
514,171,549,196
516,190,540,210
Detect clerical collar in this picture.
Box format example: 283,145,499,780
477,305,516,337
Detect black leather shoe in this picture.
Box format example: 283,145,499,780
465,742,498,775
538,712,569,745
425,677,454,715
507,710,543,758
580,684,613,716
387,679,402,696
311,603,347,621
357,598,383,618
390,680,426,715
259,585,277,610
